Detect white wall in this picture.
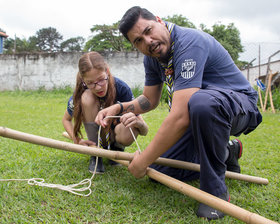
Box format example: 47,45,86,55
241,60,280,86
1,51,279,91
0,52,145,91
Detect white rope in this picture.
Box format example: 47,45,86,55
105,115,141,152
0,115,141,196
0,176,95,197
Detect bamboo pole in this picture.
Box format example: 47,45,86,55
114,159,278,224
268,72,277,114
257,86,264,112
61,131,269,184
0,127,269,185
0,128,277,223
264,71,277,113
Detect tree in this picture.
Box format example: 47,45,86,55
60,36,85,52
200,23,243,64
84,22,134,52
3,36,39,54
28,36,40,52
35,27,63,52
162,14,196,28
3,38,14,53
163,15,244,65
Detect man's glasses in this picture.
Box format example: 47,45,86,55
84,77,109,89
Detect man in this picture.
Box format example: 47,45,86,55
95,6,262,220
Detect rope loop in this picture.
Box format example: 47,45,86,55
0,115,142,196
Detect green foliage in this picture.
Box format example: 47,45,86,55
236,60,251,70
4,36,39,54
0,90,279,223
131,84,169,105
84,22,134,52
4,27,64,54
200,22,243,64
60,36,85,52
162,14,196,28
161,83,169,104
256,85,280,110
3,27,63,54
272,86,280,109
2,14,245,65
131,85,143,98
163,15,244,66
35,27,63,52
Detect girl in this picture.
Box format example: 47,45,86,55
63,51,148,173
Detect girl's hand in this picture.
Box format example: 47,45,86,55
95,104,120,128
120,112,140,128
78,139,96,146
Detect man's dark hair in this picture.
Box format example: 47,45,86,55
119,6,156,41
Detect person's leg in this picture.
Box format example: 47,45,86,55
188,88,259,220
81,89,100,123
188,90,231,219
189,88,257,196
113,123,139,146
81,90,105,173
84,122,105,173
149,127,200,182
107,122,139,166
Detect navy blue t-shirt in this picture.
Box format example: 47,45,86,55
67,95,74,116
144,23,256,96
67,77,133,117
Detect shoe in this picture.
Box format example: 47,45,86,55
226,139,243,173
88,156,105,174
108,142,125,166
196,190,230,220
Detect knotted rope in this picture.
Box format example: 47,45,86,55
0,116,141,196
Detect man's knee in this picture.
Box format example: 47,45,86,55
189,91,218,121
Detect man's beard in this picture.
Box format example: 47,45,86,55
157,48,171,64
157,41,172,64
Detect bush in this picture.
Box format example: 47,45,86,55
131,85,143,98
161,83,168,104
272,86,280,109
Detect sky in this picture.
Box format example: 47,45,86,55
1,0,280,63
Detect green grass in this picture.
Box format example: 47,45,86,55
0,90,279,224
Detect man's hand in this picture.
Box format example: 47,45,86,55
120,112,140,128
128,151,147,178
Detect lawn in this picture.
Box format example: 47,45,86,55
0,90,279,223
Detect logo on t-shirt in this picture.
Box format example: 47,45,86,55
69,98,74,111
181,59,196,79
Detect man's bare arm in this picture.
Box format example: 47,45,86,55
128,87,200,178
95,84,163,127
137,95,151,111
122,84,163,114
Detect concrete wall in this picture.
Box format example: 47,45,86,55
1,51,279,91
0,52,145,91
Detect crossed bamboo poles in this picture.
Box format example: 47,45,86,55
0,127,277,224
62,130,268,184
